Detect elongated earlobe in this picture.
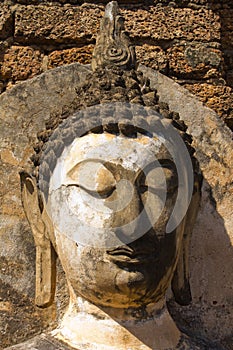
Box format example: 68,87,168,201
20,171,56,308
171,175,202,305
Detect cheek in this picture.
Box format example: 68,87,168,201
142,192,166,228
157,223,185,269
141,190,178,232
154,232,179,278
67,187,113,228
49,187,121,247
54,233,102,287
54,231,81,277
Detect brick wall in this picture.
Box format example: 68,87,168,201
0,0,232,131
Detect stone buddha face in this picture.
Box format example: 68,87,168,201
21,105,199,312
47,131,181,308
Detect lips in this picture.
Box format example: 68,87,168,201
107,246,157,265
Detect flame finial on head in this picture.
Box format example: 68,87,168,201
92,1,137,71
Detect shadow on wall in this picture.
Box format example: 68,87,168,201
168,179,233,350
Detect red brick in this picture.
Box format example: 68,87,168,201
0,5,13,39
48,45,94,69
167,43,224,80
0,46,43,82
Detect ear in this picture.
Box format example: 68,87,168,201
171,175,201,305
20,171,56,308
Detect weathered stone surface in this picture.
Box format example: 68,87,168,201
219,9,233,50
5,53,222,350
4,333,72,350
219,8,233,91
0,0,231,347
0,46,43,83
12,0,156,4
14,5,220,44
92,2,136,71
0,6,12,40
183,83,233,130
10,0,233,6
136,44,167,72
0,1,230,134
167,43,224,80
226,70,233,89
14,4,104,44
0,281,56,349
122,6,220,42
47,45,94,68
141,64,233,347
0,63,90,349
0,63,232,349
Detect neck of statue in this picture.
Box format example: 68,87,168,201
52,287,181,350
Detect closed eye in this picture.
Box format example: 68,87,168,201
136,160,178,194
66,160,116,198
66,183,116,199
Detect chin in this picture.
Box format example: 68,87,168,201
61,244,173,308
73,261,169,309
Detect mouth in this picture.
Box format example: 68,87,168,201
106,247,158,265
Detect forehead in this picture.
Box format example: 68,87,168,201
67,133,167,166
49,133,172,191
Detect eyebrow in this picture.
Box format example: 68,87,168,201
134,159,177,181
140,159,176,173
158,159,177,170
67,158,107,175
66,158,177,183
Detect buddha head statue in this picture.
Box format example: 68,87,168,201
20,2,202,349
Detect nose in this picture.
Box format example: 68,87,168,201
111,178,142,228
105,176,153,244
